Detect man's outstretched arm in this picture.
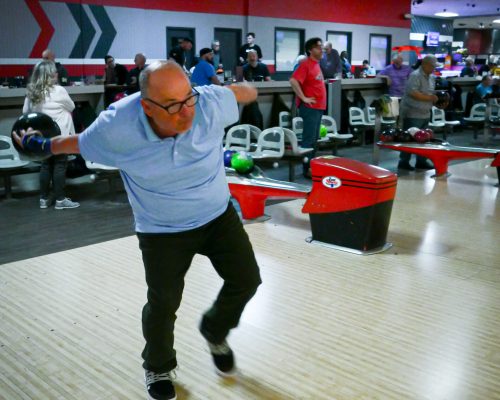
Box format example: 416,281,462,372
12,128,80,155
228,83,258,104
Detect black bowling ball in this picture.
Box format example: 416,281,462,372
11,112,60,161
435,91,450,110
394,129,412,143
379,127,396,142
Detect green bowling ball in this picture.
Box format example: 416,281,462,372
231,151,254,174
319,124,328,138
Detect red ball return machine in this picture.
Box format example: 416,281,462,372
227,156,397,255
377,141,500,183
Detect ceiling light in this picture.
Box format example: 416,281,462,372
435,9,459,17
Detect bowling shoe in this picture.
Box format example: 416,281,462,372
206,339,236,377
55,197,80,210
145,369,177,400
397,161,415,171
415,161,434,170
39,197,52,209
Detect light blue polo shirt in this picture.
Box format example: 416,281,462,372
78,85,239,233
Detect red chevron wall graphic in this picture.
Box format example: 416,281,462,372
25,0,54,58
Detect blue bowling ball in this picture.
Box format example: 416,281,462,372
224,149,236,167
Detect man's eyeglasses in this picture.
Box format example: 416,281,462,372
145,88,200,114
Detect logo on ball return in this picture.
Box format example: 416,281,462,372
322,176,342,189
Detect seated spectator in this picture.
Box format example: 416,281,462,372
478,62,493,76
103,55,129,107
377,54,412,97
42,49,69,86
340,51,352,78
243,50,270,82
460,59,476,77
127,53,147,94
474,75,493,103
191,48,221,86
361,60,376,76
493,63,500,77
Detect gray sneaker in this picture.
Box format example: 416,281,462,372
39,198,52,209
55,198,80,210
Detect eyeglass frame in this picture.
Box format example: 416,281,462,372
144,88,200,114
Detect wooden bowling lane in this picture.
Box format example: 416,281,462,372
1,159,499,399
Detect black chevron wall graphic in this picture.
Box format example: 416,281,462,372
90,5,117,58
67,3,116,59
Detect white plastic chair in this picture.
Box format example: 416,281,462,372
279,111,292,129
320,115,353,155
249,127,285,159
428,106,446,132
283,128,313,157
292,117,303,141
0,136,30,198
85,161,118,172
366,107,396,127
321,115,353,141
465,103,486,121
429,106,460,140
224,124,251,151
491,103,500,119
244,124,262,143
85,160,121,196
349,107,374,145
464,103,486,139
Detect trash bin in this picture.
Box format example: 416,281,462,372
302,156,397,254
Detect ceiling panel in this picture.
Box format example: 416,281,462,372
410,0,500,28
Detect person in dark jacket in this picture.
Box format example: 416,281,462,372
104,54,129,107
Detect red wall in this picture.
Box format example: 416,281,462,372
249,0,410,28
47,0,410,28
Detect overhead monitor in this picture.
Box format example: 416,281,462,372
426,32,440,47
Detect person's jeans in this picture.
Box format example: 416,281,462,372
137,202,262,373
399,117,431,165
39,154,68,200
299,104,324,174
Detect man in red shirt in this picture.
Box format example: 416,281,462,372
290,37,326,178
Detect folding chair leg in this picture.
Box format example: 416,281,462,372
288,162,295,182
3,175,12,198
332,142,338,156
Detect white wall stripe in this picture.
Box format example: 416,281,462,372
83,4,102,59
409,32,425,41
0,58,153,65
0,58,278,66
